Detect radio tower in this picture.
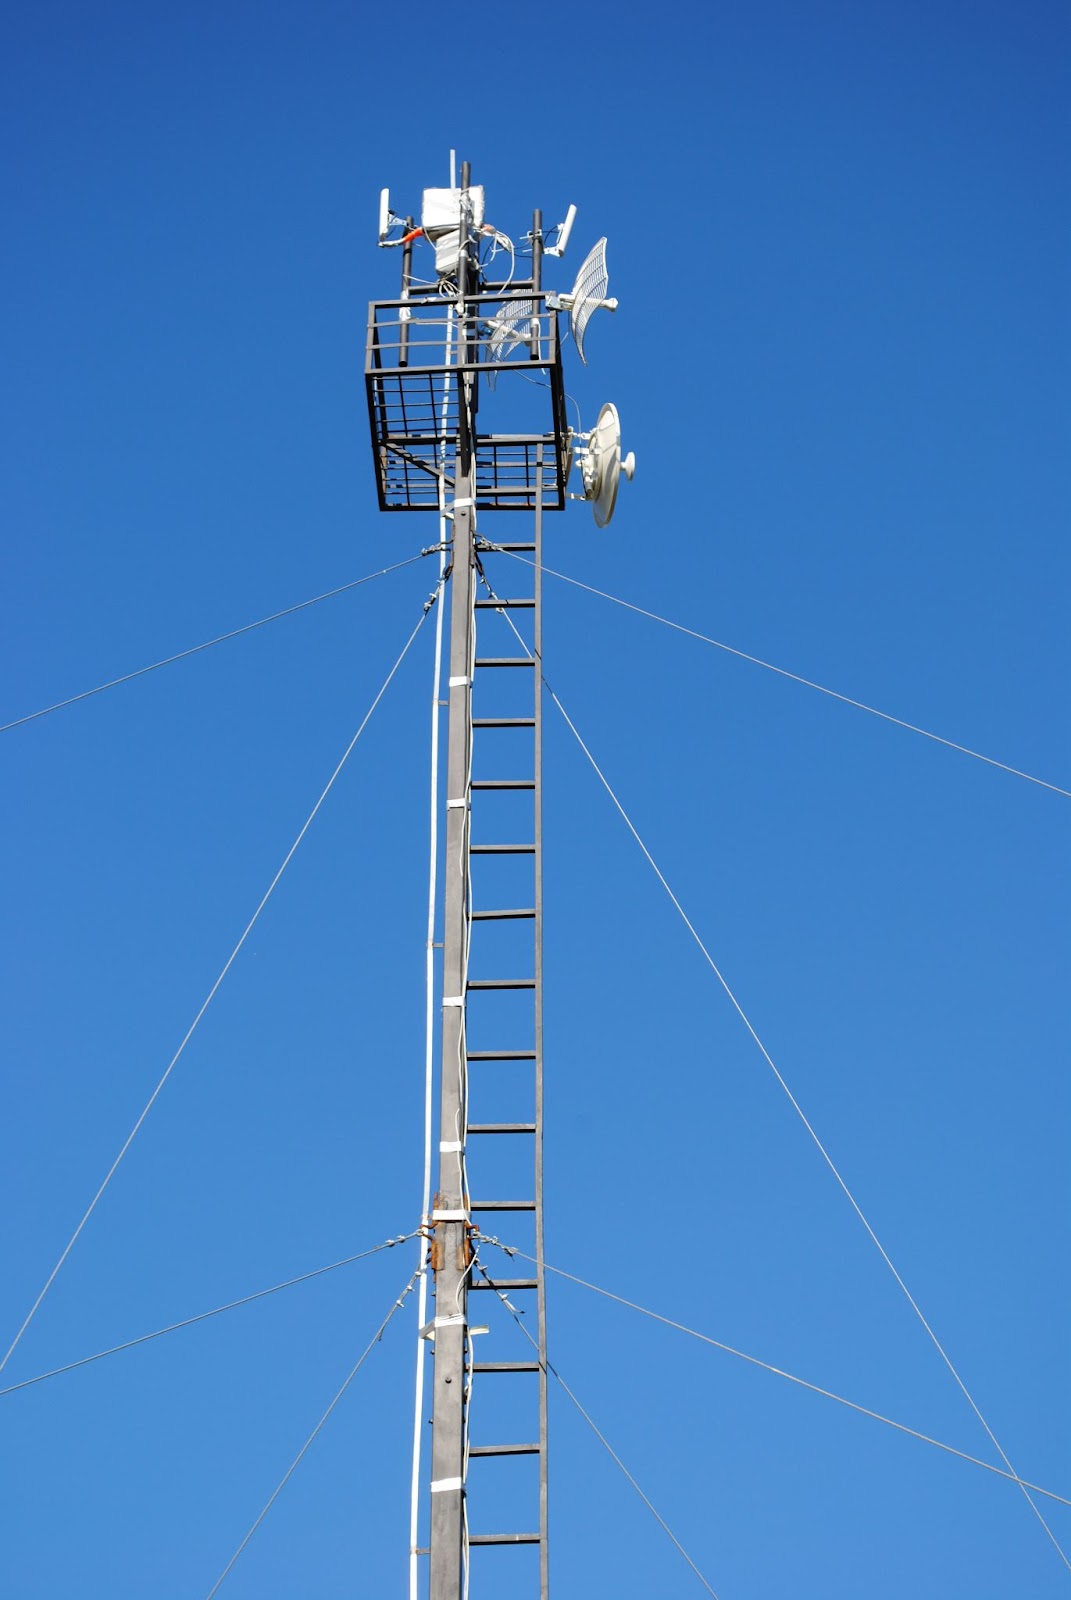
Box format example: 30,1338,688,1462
366,158,633,1600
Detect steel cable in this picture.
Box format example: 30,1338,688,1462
474,1259,721,1598
0,587,444,1378
487,547,1070,801
482,1240,1071,1512
544,675,1071,1572
1,551,433,735
204,1268,422,1598
482,595,1070,1574
0,1234,415,1398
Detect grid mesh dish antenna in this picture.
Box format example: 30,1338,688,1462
488,297,536,362
569,237,609,364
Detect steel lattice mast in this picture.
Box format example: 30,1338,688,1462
365,158,629,1600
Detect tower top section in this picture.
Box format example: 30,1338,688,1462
364,160,633,521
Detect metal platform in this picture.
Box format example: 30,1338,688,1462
364,293,568,512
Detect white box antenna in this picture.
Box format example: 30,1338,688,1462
546,203,577,258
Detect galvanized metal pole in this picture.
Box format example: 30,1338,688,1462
428,161,477,1600
428,484,475,1600
399,216,415,368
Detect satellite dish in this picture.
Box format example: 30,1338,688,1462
577,402,635,528
552,237,618,364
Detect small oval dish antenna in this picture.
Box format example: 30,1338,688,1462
575,402,635,527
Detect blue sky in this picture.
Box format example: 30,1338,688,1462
2,2,1068,1596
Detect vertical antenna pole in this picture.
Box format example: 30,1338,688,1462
458,160,474,313
531,207,543,360
429,163,477,1592
456,161,476,471
532,207,543,292
400,217,415,368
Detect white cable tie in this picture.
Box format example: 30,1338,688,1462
439,1139,464,1154
431,1477,464,1494
446,797,468,810
448,675,471,688
432,1208,469,1221
452,497,475,510
442,995,465,1008
435,1313,466,1328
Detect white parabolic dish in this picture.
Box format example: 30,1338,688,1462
586,402,635,528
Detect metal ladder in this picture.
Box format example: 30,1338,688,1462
463,531,548,1594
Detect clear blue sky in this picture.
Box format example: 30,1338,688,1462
2,2,1068,1596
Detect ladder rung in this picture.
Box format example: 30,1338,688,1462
470,843,535,855
467,1122,536,1135
471,779,535,790
472,1360,540,1373
472,717,535,728
468,1533,541,1546
469,1442,540,1457
475,598,535,609
470,1200,536,1211
471,908,536,921
474,658,535,668
466,1050,536,1061
471,1278,538,1292
467,979,535,991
